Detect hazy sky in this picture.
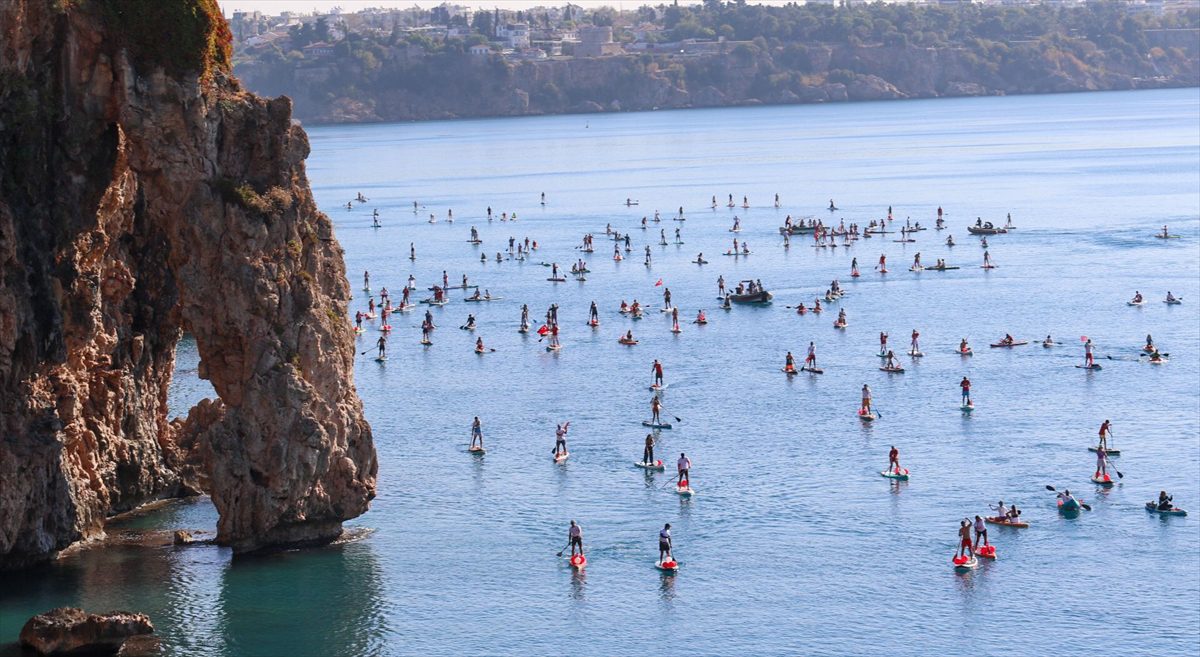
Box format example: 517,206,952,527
219,0,789,15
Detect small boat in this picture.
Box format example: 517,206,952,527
989,340,1028,348
967,225,1007,235
728,287,773,304
1145,502,1187,516
984,516,1028,528
1057,497,1083,513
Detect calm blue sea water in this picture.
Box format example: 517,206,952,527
4,89,1200,657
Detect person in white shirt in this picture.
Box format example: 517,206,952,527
677,453,692,486
568,520,583,557
658,523,673,562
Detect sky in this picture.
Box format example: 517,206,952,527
219,0,791,15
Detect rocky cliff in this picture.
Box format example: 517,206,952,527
0,0,377,568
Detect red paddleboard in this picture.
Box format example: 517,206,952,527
570,554,587,569
973,545,997,559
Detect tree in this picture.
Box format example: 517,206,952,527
593,7,616,27
315,17,331,42
473,11,494,38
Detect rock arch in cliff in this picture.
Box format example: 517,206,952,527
0,0,376,568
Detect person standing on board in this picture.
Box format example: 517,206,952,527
957,519,972,560
651,396,663,425
652,359,664,387
470,417,483,450
888,446,901,474
376,335,387,359
659,523,674,562
1095,445,1110,480
676,453,692,486
554,422,570,458
805,342,817,369
960,377,972,405
568,521,583,558
784,351,796,373
643,434,656,466
1098,420,1112,451
973,515,989,549
861,384,872,414
1084,338,1095,368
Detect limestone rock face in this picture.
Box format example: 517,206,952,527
19,607,153,656
0,0,377,568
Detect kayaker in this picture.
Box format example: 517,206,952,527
1098,420,1111,451
960,377,972,404
659,523,673,562
1006,504,1022,522
568,521,584,557
959,338,969,353
861,384,872,414
972,515,989,549
651,396,663,425
957,520,972,560
1156,491,1174,511
1056,489,1076,506
475,337,486,353
784,351,796,373
643,434,656,466
888,446,900,474
652,359,664,387
676,453,691,486
991,500,1008,520
470,417,483,449
464,314,476,330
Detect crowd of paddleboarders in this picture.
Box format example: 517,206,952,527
346,191,1188,573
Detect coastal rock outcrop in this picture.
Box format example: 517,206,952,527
19,607,153,656
0,0,377,568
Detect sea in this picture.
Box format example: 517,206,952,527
3,88,1199,657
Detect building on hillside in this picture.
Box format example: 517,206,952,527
576,25,623,57
498,22,531,48
302,41,335,58
469,44,493,56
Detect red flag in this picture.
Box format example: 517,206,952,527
654,278,663,287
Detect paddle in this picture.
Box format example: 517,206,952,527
1044,485,1092,511
556,542,572,557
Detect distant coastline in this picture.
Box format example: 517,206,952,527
230,3,1199,125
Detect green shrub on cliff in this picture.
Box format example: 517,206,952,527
96,0,232,80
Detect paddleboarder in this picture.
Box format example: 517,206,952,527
1095,445,1109,480
957,519,972,559
960,377,971,405
651,396,663,425
676,453,691,486
376,335,387,359
659,523,673,562
784,351,796,373
1098,420,1111,451
554,422,570,458
643,434,656,466
568,520,583,558
861,384,872,414
888,446,901,474
805,342,817,369
973,515,989,549
1084,338,1095,368
470,417,483,450
652,359,664,387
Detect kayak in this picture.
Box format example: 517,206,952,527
554,452,570,463
990,341,1028,348
973,545,997,560
1091,473,1116,487
464,296,503,302
953,555,978,572
569,554,587,570
1164,299,1183,305
635,460,665,471
881,468,909,481
618,339,639,345
1057,498,1082,513
1145,502,1187,516
655,560,680,572
985,517,1029,528
1076,364,1103,370
958,348,973,355
1127,301,1144,306
643,421,673,430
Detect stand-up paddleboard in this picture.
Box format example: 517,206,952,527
546,344,562,352
973,545,997,560
961,402,975,413
643,421,673,429
858,410,877,422
362,286,371,292
468,445,486,455
676,482,694,497
353,327,365,334
801,366,824,374
670,327,682,334
1088,446,1120,456
547,277,566,282
554,451,570,463
635,460,665,471
374,356,388,362
953,555,978,572
420,339,432,346
1076,363,1103,370
1127,301,1144,307
587,319,599,327
1145,502,1187,516
569,553,587,569
1091,473,1116,487
880,468,910,481
880,366,905,373
985,516,1028,528
518,327,530,334
618,339,639,345
909,350,924,357
655,560,680,572
782,367,798,376
649,383,668,391
833,321,847,329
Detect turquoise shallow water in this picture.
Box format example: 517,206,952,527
3,89,1200,656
